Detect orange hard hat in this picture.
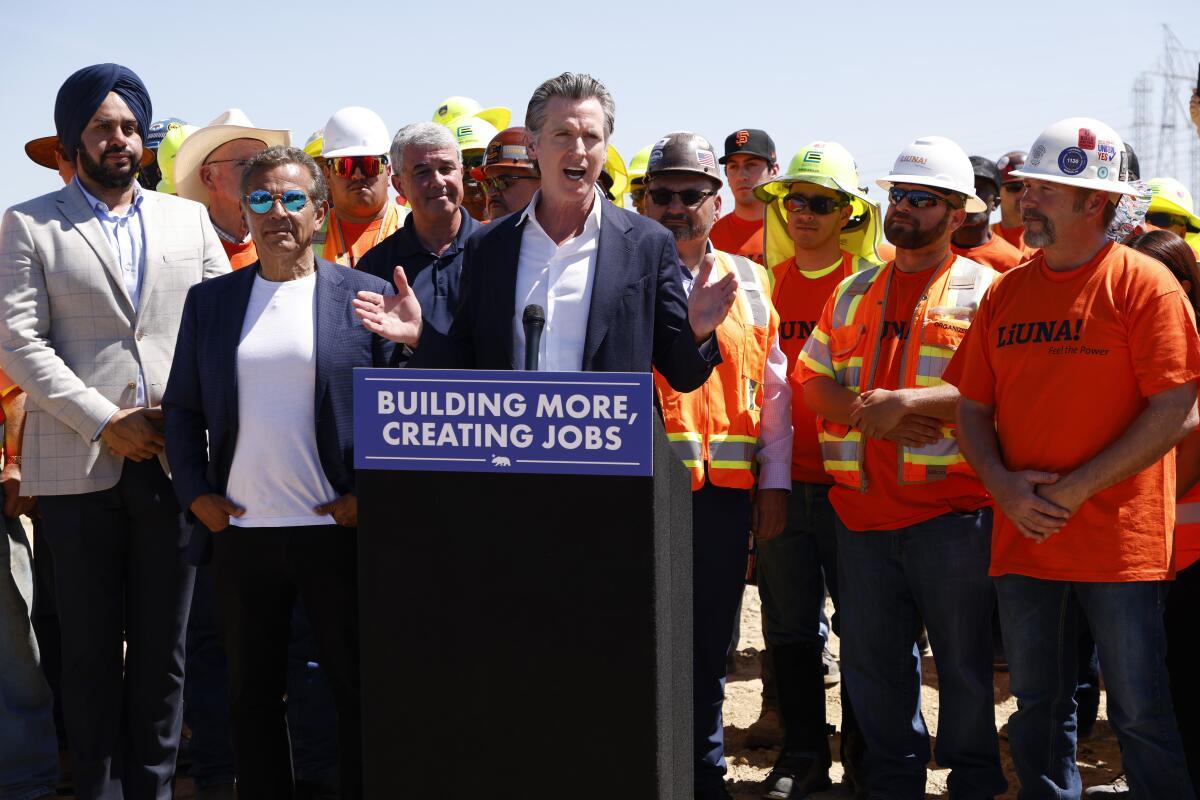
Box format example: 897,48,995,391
470,126,538,181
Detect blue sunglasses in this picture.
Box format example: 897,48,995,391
245,189,308,214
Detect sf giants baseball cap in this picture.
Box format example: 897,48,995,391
719,128,777,165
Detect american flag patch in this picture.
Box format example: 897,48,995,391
696,149,716,168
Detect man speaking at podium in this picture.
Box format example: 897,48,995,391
353,72,736,389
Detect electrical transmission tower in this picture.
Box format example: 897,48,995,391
1132,24,1199,197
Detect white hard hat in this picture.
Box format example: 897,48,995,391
876,136,986,213
1010,117,1139,196
321,107,390,158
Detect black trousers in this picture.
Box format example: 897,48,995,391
38,458,194,800
210,524,361,800
1166,559,1200,795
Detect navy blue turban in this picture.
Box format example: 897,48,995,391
54,63,152,161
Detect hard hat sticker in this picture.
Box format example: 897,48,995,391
1058,148,1087,176
1097,166,1110,179
1029,144,1046,167
1077,129,1097,150
1096,141,1117,162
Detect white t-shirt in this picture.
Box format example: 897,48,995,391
226,271,338,527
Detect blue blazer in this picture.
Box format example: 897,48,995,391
163,259,396,559
411,197,720,392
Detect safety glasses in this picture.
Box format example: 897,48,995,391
646,187,717,207
1001,181,1024,194
782,193,848,215
245,189,309,214
630,188,646,203
1146,212,1188,230
329,155,388,179
484,174,537,193
888,187,961,209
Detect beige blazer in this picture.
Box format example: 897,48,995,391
0,181,229,496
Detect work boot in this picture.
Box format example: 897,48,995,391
1082,774,1129,796
744,705,784,749
762,750,833,799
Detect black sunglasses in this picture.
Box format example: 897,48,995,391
1001,181,1024,194
782,193,848,215
1146,212,1188,229
484,174,537,193
646,187,717,207
888,186,962,209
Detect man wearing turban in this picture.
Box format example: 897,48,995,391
0,63,229,799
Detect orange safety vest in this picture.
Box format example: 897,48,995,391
1177,480,1200,571
804,255,994,490
655,251,778,491
318,202,407,267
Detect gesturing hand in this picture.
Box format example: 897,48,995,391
190,493,245,533
353,265,423,345
990,470,1071,543
315,493,358,527
101,407,166,461
688,253,737,344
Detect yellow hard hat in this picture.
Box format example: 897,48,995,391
627,145,653,185
155,124,198,195
450,116,500,153
754,141,883,270
303,129,324,159
602,144,629,207
1147,177,1200,233
432,96,511,132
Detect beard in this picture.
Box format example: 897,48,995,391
78,145,138,190
1022,211,1056,247
661,214,708,243
884,207,951,249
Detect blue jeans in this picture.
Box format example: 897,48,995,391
0,515,58,800
757,482,839,648
692,484,752,794
995,575,1194,799
837,508,1004,800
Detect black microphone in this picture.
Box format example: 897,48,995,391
522,304,545,371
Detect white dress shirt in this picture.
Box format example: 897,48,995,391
512,189,602,371
681,246,793,491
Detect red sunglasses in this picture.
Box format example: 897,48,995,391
329,155,388,178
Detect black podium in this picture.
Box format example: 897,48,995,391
357,416,694,799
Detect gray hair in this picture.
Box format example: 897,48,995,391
240,145,328,208
390,122,460,172
525,72,615,140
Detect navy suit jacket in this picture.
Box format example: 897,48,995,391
163,259,396,560
411,197,720,392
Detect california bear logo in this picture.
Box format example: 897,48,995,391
491,455,512,467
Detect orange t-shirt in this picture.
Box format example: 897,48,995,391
945,242,1200,581
710,212,765,265
991,222,1025,251
820,264,990,531
221,238,258,271
774,254,852,484
952,235,1024,274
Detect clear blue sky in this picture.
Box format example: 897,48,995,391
2,0,1197,213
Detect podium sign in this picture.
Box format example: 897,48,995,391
353,368,654,476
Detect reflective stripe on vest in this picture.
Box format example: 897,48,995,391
655,249,777,491
815,256,995,489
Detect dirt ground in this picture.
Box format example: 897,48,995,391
73,588,1124,800
722,587,1125,799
